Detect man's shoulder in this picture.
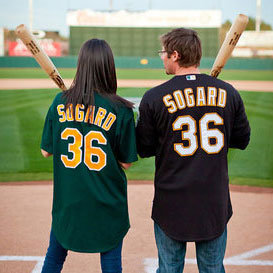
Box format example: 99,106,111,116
199,74,240,99
205,75,236,91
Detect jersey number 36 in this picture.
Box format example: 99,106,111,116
61,128,107,171
172,113,224,156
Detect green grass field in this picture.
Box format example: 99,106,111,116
1,68,273,81
0,87,272,187
0,67,272,187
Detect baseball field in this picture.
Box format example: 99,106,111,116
0,67,273,273
0,68,272,187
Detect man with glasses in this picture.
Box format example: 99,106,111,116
136,28,250,273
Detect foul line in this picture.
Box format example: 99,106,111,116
1,243,273,273
143,243,273,273
0,256,44,273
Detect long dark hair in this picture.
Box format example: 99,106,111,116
63,39,133,110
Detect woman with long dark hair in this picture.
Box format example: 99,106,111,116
40,39,138,273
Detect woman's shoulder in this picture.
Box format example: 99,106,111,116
113,99,134,117
52,92,66,104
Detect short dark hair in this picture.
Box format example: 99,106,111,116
160,28,202,68
63,39,133,109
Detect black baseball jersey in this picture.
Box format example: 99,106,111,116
136,73,250,242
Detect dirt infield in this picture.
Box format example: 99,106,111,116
0,181,272,273
0,78,273,92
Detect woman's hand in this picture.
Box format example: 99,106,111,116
41,149,52,158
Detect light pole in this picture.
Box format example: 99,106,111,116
29,0,33,32
149,0,152,9
256,0,261,31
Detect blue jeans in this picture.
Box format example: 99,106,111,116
154,222,227,273
41,230,123,273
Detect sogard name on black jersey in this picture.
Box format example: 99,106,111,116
163,86,227,113
56,104,116,131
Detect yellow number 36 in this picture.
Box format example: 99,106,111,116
61,128,107,171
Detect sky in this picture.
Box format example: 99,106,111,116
0,0,272,37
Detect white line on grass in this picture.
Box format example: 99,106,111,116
125,97,141,110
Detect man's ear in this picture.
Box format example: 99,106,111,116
172,50,180,62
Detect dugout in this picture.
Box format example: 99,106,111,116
67,9,221,57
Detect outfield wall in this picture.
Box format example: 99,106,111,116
69,26,219,57
67,10,221,57
0,56,273,70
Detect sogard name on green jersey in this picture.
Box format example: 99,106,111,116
163,86,227,114
56,104,116,131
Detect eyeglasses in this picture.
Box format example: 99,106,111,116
158,50,167,57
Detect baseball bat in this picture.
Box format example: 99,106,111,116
210,14,249,78
15,24,67,91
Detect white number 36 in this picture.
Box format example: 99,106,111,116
172,113,224,156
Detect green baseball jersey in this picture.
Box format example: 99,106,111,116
41,92,138,253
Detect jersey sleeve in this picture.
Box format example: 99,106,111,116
229,90,251,150
136,94,157,158
116,108,138,163
41,104,54,154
